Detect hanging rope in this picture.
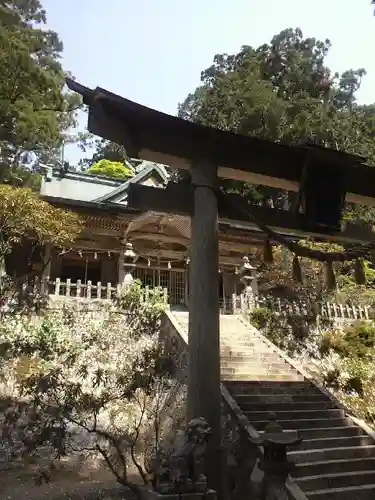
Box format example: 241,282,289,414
219,188,374,263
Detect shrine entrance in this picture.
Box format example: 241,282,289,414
67,77,375,498
133,266,187,306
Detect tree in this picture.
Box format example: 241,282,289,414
178,28,375,209
78,137,129,169
0,282,178,493
87,159,134,180
0,0,81,188
0,184,82,298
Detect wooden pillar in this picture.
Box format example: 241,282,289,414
118,248,125,284
188,161,221,493
157,256,161,286
251,267,258,298
184,268,189,307
41,243,52,294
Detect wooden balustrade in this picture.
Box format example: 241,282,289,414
230,292,373,322
38,277,169,304
19,277,374,321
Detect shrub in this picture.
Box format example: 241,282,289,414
319,322,375,359
248,307,272,330
249,303,321,358
0,282,175,491
87,160,133,180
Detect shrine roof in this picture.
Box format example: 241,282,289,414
40,161,168,205
66,78,375,206
93,162,168,203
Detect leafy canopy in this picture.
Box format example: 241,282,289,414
87,159,134,180
0,184,82,257
0,0,81,187
178,28,375,208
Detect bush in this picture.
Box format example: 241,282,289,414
249,303,320,358
248,307,272,330
320,354,375,423
0,282,175,491
319,322,375,359
87,160,134,180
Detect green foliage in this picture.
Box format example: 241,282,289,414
0,282,173,487
318,321,375,426
320,322,375,359
248,307,272,330
248,300,322,357
180,28,373,153
320,353,375,421
0,184,82,258
115,280,168,340
0,0,81,187
179,28,375,219
87,159,134,180
78,137,129,169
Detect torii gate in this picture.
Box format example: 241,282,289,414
67,78,375,494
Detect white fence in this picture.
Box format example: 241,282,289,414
229,292,373,323
47,278,169,304
19,278,374,322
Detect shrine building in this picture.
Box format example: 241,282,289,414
38,160,278,308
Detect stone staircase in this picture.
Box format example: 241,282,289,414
171,311,375,500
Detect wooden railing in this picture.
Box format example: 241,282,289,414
46,278,169,304
230,292,373,322
267,297,371,321
28,278,375,323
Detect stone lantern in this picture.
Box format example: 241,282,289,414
122,242,138,286
252,417,302,499
238,256,258,311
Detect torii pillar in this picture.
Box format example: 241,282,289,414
188,161,221,492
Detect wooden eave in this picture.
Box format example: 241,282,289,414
66,78,375,207
41,194,297,247
40,195,137,217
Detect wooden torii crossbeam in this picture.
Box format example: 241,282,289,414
67,77,375,496
66,79,375,207
127,183,375,245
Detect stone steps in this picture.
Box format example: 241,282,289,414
221,364,296,376
234,393,330,402
251,417,353,431
245,408,344,421
290,445,375,464
220,359,291,370
306,484,375,500
293,457,375,478
297,435,375,452
171,312,375,499
225,380,320,394
296,470,375,491
240,401,336,411
222,373,304,382
262,426,367,440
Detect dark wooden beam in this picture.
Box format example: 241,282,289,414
127,183,375,245
66,79,375,207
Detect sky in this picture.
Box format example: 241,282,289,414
42,0,375,165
